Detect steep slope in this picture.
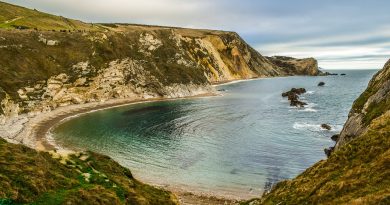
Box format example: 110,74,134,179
0,1,322,124
0,138,178,204
244,60,390,204
336,60,390,149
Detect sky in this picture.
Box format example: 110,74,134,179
5,0,390,69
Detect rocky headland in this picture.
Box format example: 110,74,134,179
0,2,326,204
0,1,324,150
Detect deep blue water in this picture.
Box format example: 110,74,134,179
52,70,377,199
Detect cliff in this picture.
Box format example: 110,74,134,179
266,56,321,76
244,60,390,204
0,2,322,126
335,60,390,149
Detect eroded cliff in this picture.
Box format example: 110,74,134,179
335,59,390,149
266,56,321,76
0,1,323,146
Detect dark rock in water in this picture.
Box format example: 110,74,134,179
318,82,325,86
282,88,307,107
282,88,306,97
217,89,226,92
331,134,340,141
291,88,306,95
321,72,338,76
340,73,346,76
321,124,332,130
291,99,307,107
324,146,334,157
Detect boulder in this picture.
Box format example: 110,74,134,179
324,146,334,157
331,134,339,141
282,88,307,107
318,82,325,86
282,88,306,97
321,124,332,130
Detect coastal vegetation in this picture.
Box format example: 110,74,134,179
0,1,322,122
0,138,178,204
1,1,389,205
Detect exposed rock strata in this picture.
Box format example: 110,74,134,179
335,59,390,150
0,2,323,147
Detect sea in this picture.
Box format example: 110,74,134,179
51,69,377,199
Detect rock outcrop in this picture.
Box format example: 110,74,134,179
282,88,307,107
0,1,323,135
335,59,390,150
266,56,322,76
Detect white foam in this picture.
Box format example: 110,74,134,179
298,102,318,112
301,108,318,112
293,122,339,132
293,122,323,132
306,91,315,95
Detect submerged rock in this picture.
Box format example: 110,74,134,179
321,124,332,130
318,82,325,86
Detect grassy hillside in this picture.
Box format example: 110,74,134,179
1,1,318,118
0,138,178,205
0,1,97,31
243,61,390,205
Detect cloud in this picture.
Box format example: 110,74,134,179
5,0,390,69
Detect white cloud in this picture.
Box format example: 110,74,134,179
5,0,390,69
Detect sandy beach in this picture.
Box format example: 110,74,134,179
0,78,262,204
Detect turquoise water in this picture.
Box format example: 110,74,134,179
52,70,377,199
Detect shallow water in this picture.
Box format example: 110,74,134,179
52,70,377,199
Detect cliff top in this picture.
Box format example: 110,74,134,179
0,1,233,36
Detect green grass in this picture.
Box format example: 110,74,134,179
0,138,178,204
0,1,99,31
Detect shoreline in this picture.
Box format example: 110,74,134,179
1,77,272,203
32,93,218,152
35,77,265,152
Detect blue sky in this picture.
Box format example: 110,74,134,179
6,0,390,69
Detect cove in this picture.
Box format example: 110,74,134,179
51,70,376,199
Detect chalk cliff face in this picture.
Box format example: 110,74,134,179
0,2,323,124
246,60,390,205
